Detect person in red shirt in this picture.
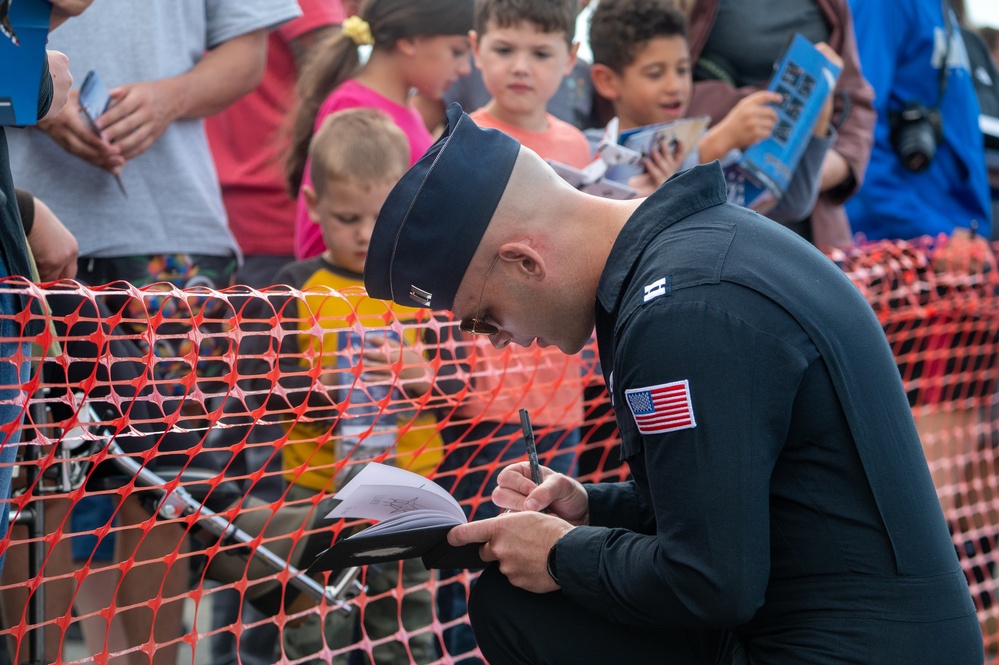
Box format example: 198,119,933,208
206,0,345,290
204,4,345,664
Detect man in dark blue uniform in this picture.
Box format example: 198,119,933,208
363,103,983,664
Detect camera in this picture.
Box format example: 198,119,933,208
889,101,943,172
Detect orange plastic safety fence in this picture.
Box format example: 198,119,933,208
0,236,995,664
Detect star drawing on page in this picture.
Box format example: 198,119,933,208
387,497,424,514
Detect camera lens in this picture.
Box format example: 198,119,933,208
891,103,940,172
896,123,936,172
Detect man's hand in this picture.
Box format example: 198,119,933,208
41,51,72,122
97,79,181,161
447,511,574,593
37,89,124,173
492,462,590,525
49,0,94,30
810,43,843,139
26,197,78,282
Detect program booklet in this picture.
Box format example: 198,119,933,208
618,115,711,160
546,117,640,200
546,158,639,200
726,33,842,210
307,463,486,572
0,0,52,125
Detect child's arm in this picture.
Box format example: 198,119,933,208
810,43,849,191
697,90,783,164
764,46,842,223
356,334,435,398
764,131,834,223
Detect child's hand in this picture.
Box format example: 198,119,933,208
811,43,843,138
931,226,992,276
709,90,782,155
627,138,688,197
359,335,432,396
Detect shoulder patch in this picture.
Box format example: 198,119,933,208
643,276,671,303
625,379,696,435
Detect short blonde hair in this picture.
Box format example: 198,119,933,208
307,108,410,196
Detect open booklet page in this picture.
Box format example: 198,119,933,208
545,159,638,200
618,115,711,158
545,118,640,200
308,463,486,572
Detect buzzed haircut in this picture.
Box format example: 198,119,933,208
589,0,688,73
307,108,410,197
475,0,578,46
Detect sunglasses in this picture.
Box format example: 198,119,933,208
458,254,501,335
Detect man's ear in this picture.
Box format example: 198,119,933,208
498,241,547,281
589,63,621,101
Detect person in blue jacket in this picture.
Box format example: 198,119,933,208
363,103,984,664
846,0,990,240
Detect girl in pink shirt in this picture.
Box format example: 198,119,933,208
284,0,474,259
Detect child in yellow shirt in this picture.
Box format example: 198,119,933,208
264,108,442,665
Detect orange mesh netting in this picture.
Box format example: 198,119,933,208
0,236,997,663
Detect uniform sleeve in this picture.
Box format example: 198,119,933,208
584,480,657,533
557,296,808,628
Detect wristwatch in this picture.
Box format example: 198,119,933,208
547,540,560,585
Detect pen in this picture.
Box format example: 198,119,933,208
113,172,128,198
519,408,542,486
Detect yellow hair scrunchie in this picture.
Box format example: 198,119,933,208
342,16,374,46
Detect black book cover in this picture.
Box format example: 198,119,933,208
307,522,487,573
305,463,489,573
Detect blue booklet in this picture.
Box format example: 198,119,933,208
727,33,841,210
0,0,53,126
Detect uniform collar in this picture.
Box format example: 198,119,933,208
596,162,729,315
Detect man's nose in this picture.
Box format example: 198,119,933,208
489,331,512,349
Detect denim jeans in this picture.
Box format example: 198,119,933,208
435,421,579,663
0,256,28,575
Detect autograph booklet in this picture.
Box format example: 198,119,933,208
618,115,711,160
307,463,486,572
546,118,642,200
726,33,841,210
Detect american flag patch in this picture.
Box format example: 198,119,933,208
625,380,696,435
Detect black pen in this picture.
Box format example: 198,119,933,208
519,408,542,486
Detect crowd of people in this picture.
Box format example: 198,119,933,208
1,0,998,663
